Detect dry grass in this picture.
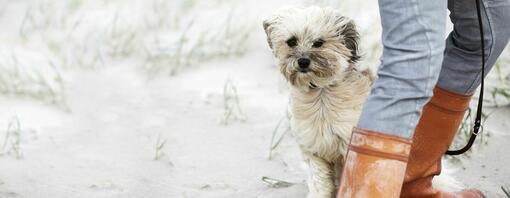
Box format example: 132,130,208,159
143,11,252,76
0,116,23,159
1,0,254,107
268,111,291,160
502,186,510,198
154,133,167,161
221,79,246,125
261,176,294,188
489,58,510,107
0,51,66,107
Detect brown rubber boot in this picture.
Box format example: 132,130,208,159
400,86,485,198
337,128,412,198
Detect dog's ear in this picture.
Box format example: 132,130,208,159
263,7,297,51
335,17,360,63
262,19,276,50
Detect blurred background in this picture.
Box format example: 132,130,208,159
0,0,509,197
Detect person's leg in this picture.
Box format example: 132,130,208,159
401,0,510,197
401,87,485,198
337,0,447,197
355,0,447,139
438,0,510,94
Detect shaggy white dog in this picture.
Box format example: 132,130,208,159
263,7,373,198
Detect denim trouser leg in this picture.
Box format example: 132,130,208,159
357,0,447,139
438,0,510,95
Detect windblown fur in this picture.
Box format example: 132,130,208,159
264,7,373,198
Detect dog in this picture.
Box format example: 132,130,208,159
263,7,374,198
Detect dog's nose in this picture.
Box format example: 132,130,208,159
297,58,311,69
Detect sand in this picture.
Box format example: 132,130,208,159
0,0,508,197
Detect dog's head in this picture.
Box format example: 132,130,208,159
263,7,359,89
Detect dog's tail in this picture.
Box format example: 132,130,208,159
431,159,464,192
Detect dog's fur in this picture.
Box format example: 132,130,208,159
264,7,373,198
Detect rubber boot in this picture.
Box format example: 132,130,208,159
337,128,412,198
400,86,485,198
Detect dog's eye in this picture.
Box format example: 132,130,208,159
286,37,298,48
312,39,324,48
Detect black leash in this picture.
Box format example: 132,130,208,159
446,0,485,155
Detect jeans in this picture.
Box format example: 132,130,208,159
357,0,510,139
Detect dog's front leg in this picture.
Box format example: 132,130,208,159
304,153,335,198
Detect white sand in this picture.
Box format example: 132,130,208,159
0,0,508,197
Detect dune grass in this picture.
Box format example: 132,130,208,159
0,52,66,107
261,176,294,188
268,111,291,160
502,186,510,198
221,79,246,125
1,0,254,107
154,133,167,161
0,116,23,159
